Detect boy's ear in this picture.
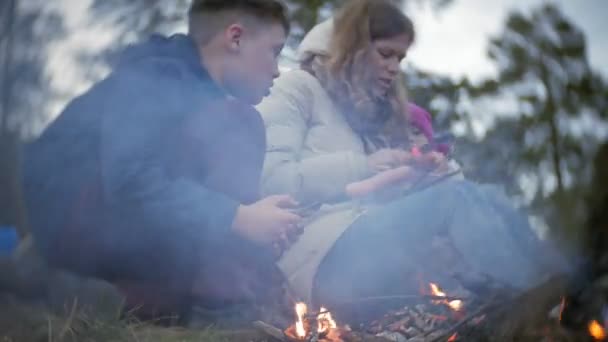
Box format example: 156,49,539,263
225,23,244,52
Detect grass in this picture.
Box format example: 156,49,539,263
0,240,272,341
0,294,268,342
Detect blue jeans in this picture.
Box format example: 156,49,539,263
314,180,564,321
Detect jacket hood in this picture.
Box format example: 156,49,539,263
296,19,334,61
116,34,203,75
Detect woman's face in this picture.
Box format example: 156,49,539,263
368,33,412,99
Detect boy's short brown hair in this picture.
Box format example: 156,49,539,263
189,0,290,44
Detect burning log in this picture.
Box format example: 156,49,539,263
331,294,465,307
426,295,501,342
428,283,463,312
349,278,520,342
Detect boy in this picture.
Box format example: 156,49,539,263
23,0,299,318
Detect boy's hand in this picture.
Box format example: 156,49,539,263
231,195,302,248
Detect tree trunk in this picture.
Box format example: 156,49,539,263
0,133,28,238
548,114,564,195
0,0,28,238
540,59,564,197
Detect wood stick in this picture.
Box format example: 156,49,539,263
426,297,501,342
331,294,464,308
301,294,464,321
253,320,287,342
307,329,319,342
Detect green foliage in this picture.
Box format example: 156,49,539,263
1,0,65,137
404,4,607,246
86,0,452,50
469,4,606,243
0,0,65,235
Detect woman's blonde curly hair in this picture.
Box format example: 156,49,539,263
302,0,415,152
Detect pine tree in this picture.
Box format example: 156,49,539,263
0,0,64,236
470,4,607,241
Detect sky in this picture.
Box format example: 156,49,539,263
405,0,608,81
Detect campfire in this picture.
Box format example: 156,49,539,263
283,302,340,341
253,273,608,341
280,281,474,341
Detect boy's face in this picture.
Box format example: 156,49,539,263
223,22,286,105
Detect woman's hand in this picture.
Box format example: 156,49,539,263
367,148,448,173
346,165,414,198
425,151,450,173
408,150,448,172
367,149,411,172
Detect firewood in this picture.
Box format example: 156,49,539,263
253,320,287,341
427,296,501,342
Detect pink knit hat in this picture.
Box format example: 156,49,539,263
407,102,434,142
407,102,450,155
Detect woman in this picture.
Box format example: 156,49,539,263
257,0,559,318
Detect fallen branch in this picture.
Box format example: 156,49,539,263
253,320,287,342
330,294,464,309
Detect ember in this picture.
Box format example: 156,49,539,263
589,320,606,341
358,277,510,341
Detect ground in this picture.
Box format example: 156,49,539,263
0,239,277,342
0,292,280,342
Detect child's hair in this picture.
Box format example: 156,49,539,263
188,0,290,45
305,0,415,151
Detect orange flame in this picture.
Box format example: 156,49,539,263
317,306,337,333
589,320,606,341
293,303,338,338
295,302,307,338
447,333,458,341
429,283,446,297
448,299,464,311
429,282,463,312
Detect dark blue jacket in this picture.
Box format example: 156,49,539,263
22,34,270,296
